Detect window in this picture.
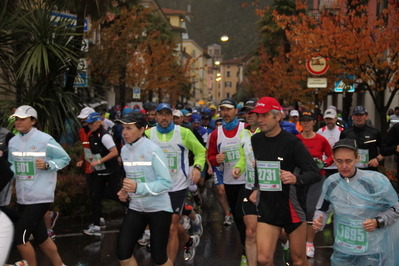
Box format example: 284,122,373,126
215,49,220,55
226,93,230,98
226,71,230,77
225,82,232,87
209,49,213,55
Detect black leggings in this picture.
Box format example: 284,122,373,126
14,203,50,245
117,209,172,264
225,184,246,249
90,171,128,225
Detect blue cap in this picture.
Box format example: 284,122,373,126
155,103,172,113
181,109,189,116
191,113,201,123
122,107,133,117
85,112,102,123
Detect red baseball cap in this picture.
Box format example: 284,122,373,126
249,97,282,114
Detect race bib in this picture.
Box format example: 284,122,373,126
126,171,146,198
83,147,92,162
222,144,240,167
246,166,255,188
256,161,282,191
92,153,106,171
164,152,178,174
14,156,35,181
355,149,369,168
336,218,368,253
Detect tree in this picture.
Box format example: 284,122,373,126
88,5,191,108
276,1,399,135
0,0,83,139
243,0,309,108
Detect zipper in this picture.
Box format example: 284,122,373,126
345,177,350,203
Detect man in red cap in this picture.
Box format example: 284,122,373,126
248,97,320,266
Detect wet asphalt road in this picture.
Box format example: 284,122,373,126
6,181,335,266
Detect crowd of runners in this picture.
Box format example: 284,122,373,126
1,96,399,266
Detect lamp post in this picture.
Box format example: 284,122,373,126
220,35,229,42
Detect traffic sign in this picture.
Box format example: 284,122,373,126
306,57,329,75
74,72,88,87
51,12,89,32
334,74,355,92
133,87,141,99
307,77,327,88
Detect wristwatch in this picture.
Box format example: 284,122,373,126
45,162,50,170
194,164,202,171
375,216,385,228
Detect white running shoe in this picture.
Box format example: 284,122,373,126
306,243,315,258
83,224,102,236
183,235,200,261
138,232,150,246
223,215,234,226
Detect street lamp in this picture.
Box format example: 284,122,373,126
220,35,229,42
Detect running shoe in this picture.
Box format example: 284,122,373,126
49,211,59,229
47,229,56,241
192,214,203,236
282,247,291,266
182,215,191,230
14,260,29,266
306,243,315,258
183,235,200,261
240,255,248,266
99,217,106,229
83,224,102,236
223,214,234,226
138,232,150,246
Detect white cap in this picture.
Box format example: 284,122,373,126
324,109,337,119
77,107,95,119
289,110,299,117
172,110,183,117
12,105,37,119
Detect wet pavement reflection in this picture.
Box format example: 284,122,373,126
7,185,334,266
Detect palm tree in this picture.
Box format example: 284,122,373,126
0,0,84,140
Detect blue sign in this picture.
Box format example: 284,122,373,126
133,87,141,99
65,72,87,87
51,12,89,32
334,74,355,93
74,72,87,87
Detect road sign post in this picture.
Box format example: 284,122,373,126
306,57,329,75
133,87,141,99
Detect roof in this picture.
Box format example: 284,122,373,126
221,55,248,65
162,8,192,15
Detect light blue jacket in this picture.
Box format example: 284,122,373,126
121,137,172,213
8,127,70,204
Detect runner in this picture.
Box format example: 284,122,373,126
313,139,399,265
340,106,383,171
145,103,206,262
115,111,173,266
9,105,70,266
248,97,321,266
207,98,247,265
296,111,333,258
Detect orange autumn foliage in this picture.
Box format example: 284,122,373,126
88,6,191,106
